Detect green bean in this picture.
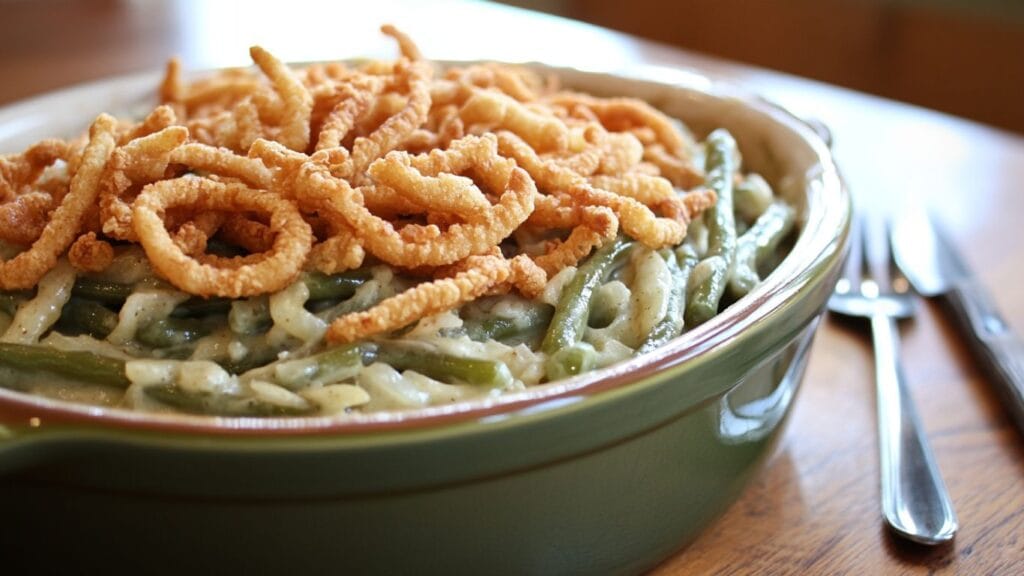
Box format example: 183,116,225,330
72,277,230,317
220,341,284,375
733,173,774,224
248,341,503,390
302,270,372,301
367,342,513,388
607,240,636,282
542,236,632,380
673,242,700,273
316,275,389,323
464,304,554,343
543,236,632,356
685,129,738,327
273,343,364,386
169,297,231,318
728,202,795,299
0,343,129,387
317,343,366,371
136,317,211,349
143,385,315,417
56,298,119,339
637,248,698,355
546,342,598,381
71,278,132,304
72,271,368,321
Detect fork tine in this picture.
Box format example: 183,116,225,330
884,218,911,294
862,215,888,286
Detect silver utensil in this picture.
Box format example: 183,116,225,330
829,216,958,545
892,209,1024,436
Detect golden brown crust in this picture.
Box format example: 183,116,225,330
0,115,117,290
326,254,511,343
0,25,718,339
133,178,313,298
0,192,55,246
68,232,114,273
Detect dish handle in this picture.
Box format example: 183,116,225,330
716,317,818,443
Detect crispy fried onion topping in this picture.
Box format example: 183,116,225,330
0,24,716,342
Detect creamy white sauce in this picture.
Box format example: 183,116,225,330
2,261,76,344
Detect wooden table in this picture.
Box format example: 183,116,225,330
2,1,1022,573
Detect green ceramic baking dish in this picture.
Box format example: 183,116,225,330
0,62,849,575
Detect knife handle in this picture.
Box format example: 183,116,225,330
945,278,1024,434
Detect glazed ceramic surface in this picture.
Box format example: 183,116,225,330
0,63,849,575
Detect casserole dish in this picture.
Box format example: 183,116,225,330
0,62,848,575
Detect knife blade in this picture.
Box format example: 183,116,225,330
892,209,1024,436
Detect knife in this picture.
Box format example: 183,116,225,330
892,209,1024,435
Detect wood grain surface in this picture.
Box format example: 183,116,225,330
2,1,1022,573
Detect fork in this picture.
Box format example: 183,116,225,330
828,216,958,545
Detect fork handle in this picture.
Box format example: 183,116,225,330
945,278,1024,436
870,313,958,545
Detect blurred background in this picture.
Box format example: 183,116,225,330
1,0,1022,134
501,0,1024,135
